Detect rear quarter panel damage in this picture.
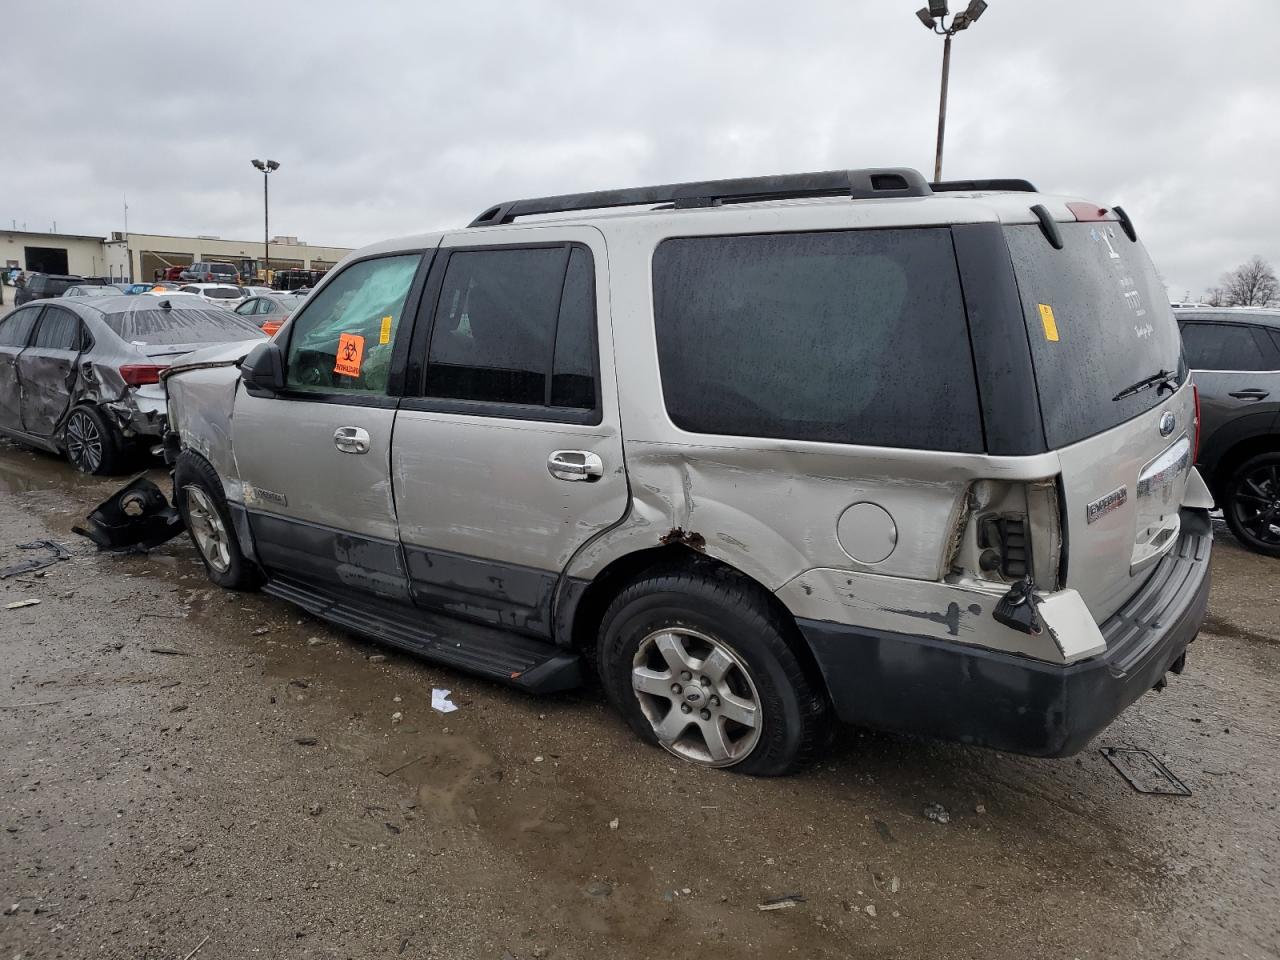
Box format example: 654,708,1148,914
164,345,252,502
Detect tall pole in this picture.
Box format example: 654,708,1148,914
934,33,952,182
263,170,270,278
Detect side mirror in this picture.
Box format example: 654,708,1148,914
240,340,285,397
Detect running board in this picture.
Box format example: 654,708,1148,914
263,574,583,694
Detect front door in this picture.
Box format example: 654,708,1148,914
230,250,432,600
16,305,85,437
0,306,42,432
392,226,628,638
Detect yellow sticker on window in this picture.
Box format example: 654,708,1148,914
379,314,393,345
1038,303,1060,342
334,332,365,377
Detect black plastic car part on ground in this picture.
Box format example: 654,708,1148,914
72,476,183,550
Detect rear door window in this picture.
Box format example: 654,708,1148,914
1179,322,1278,371
421,245,598,413
1004,222,1183,448
32,307,82,350
651,228,983,452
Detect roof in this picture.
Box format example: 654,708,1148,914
71,294,228,316
1174,308,1280,328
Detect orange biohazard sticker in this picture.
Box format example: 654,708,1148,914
334,333,365,377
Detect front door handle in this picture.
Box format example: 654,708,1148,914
547,449,604,482
333,426,371,454
1229,389,1270,400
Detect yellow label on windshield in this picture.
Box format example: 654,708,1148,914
379,315,393,345
1038,303,1060,342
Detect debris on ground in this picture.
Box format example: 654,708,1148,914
608,817,619,830
923,803,951,823
865,904,878,917
584,880,613,898
368,654,387,663
308,803,323,816
431,688,458,714
148,646,191,656
975,803,987,814
0,540,72,580
4,599,40,610
758,893,805,911
306,637,325,647
1100,746,1192,796
252,626,270,636
293,736,319,746
391,712,403,724
72,476,182,550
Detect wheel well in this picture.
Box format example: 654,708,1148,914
567,546,830,699
1208,434,1280,496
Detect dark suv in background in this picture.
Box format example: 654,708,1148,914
1176,308,1280,555
180,261,240,284
14,273,86,306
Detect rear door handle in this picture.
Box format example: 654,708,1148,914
333,426,371,454
547,450,604,482
1229,389,1270,400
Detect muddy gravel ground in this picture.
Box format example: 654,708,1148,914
1,441,1277,960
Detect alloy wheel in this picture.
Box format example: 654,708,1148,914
64,410,103,473
184,485,232,573
1231,463,1280,548
631,627,762,768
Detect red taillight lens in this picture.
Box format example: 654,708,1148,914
261,319,283,336
1192,383,1201,463
119,364,167,387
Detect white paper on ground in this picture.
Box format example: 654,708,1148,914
431,688,458,713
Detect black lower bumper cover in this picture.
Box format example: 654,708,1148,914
72,475,183,550
798,508,1212,757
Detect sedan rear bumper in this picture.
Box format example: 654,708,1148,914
797,508,1212,757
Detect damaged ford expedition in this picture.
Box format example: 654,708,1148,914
153,167,1213,775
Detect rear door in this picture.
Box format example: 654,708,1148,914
391,227,627,638
0,307,42,431
16,304,87,437
229,250,431,600
1003,218,1192,621
1178,320,1280,453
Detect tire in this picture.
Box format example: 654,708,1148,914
1222,452,1280,557
63,405,123,475
173,451,261,589
597,566,829,776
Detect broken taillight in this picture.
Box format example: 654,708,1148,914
119,364,168,387
261,318,283,336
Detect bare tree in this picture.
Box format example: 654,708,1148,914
1217,256,1278,307
1204,285,1226,307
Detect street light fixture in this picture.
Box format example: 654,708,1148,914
250,158,280,279
915,0,990,181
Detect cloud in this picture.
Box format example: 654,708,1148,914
4,0,1276,296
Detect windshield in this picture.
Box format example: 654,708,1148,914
102,307,265,345
1004,221,1184,448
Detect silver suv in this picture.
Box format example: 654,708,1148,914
159,167,1213,775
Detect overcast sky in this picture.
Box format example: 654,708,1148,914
5,1,1277,297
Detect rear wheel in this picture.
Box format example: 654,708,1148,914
597,568,828,776
63,405,122,475
174,451,261,589
1223,452,1280,557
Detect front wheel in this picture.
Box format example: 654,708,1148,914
1223,452,1280,557
597,568,829,776
173,451,261,589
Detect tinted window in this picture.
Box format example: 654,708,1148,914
233,299,256,315
284,254,421,394
652,229,982,451
1005,222,1184,448
33,308,81,350
424,247,569,407
1180,323,1276,371
550,247,597,409
203,287,239,299
0,308,39,347
102,307,263,345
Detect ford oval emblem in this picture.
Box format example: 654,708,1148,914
1159,411,1176,437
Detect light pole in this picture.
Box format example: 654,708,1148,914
250,159,280,281
915,1,988,182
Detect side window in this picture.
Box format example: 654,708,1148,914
652,229,983,452
0,308,40,348
257,298,275,316
422,244,598,412
1180,323,1274,371
284,253,421,394
32,308,82,351
233,299,255,315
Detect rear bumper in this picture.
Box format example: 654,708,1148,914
798,508,1212,757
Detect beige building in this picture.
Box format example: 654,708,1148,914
2,227,352,282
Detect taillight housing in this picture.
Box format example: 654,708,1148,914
1192,383,1201,463
119,364,167,387
262,318,283,336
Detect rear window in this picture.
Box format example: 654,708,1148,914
1005,222,1184,449
102,307,264,345
203,287,239,299
652,228,983,452
43,278,73,297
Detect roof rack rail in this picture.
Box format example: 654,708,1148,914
468,167,932,227
930,178,1038,193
